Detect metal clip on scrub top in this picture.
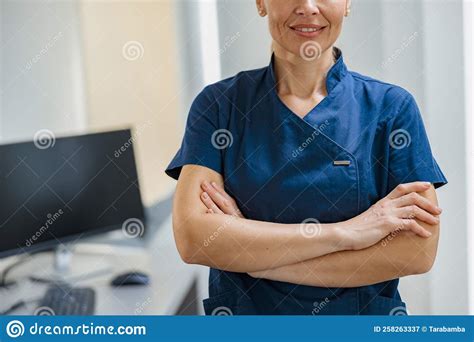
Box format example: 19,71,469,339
333,160,351,166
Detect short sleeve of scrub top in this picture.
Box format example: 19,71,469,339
384,93,447,192
165,47,448,315
165,86,222,180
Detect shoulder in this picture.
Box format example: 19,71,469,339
348,70,418,123
199,66,268,100
189,66,267,122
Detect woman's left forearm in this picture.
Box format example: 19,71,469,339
250,220,439,287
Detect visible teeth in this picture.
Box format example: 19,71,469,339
295,27,321,32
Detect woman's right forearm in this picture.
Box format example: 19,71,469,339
172,164,350,273
173,211,350,273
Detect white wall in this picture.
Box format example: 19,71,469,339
464,0,474,315
421,0,468,315
173,0,224,312
1,0,86,144
217,0,271,78
173,0,208,120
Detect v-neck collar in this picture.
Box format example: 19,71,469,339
268,46,347,94
266,46,348,124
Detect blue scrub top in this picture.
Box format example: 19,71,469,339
165,47,448,315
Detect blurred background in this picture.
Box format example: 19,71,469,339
0,0,472,315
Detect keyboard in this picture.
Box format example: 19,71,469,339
36,286,96,315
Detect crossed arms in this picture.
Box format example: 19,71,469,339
172,164,441,287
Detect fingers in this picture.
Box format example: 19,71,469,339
400,219,432,238
387,182,432,200
394,205,439,225
201,191,224,214
210,181,234,202
201,181,232,213
200,181,243,217
392,192,442,215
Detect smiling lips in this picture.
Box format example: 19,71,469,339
290,24,326,38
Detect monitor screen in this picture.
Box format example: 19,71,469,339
0,129,145,258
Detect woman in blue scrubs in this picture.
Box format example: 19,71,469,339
165,0,447,315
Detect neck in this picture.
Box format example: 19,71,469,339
272,43,336,98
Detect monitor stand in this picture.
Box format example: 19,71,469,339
28,244,113,285
55,244,73,274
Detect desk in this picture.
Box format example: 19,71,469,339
0,214,208,315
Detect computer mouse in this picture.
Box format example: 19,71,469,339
110,271,150,287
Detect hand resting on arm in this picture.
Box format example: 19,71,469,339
172,164,436,274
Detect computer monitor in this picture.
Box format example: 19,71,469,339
0,129,145,259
